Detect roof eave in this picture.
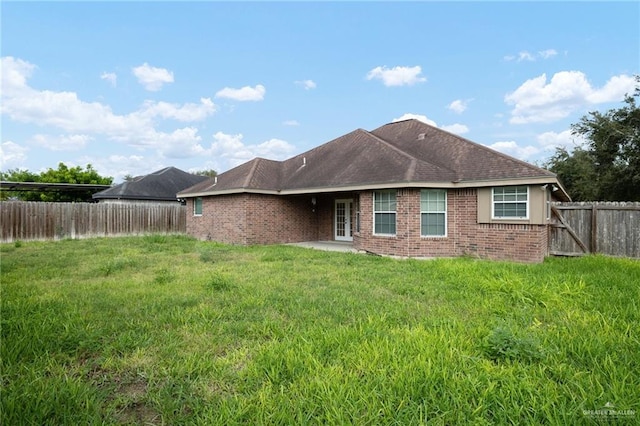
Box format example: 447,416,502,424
177,188,281,198
178,176,568,198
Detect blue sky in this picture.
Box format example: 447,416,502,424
2,1,638,182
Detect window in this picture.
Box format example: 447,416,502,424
373,190,396,235
421,189,446,236
194,197,203,216
492,186,528,219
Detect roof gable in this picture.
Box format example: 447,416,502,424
279,129,457,190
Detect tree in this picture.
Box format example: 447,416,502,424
194,169,218,178
1,163,113,202
546,76,640,201
545,147,599,201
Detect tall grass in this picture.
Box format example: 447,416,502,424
1,236,638,424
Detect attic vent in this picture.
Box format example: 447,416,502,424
418,133,426,140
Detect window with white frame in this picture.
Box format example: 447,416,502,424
492,186,528,219
373,190,396,235
421,189,447,236
194,197,203,216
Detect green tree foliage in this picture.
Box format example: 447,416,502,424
1,163,113,202
546,76,640,201
194,169,218,177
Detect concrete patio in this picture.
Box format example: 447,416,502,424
287,241,359,253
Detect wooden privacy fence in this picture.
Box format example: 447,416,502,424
0,201,186,243
549,202,640,258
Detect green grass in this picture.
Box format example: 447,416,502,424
1,236,639,425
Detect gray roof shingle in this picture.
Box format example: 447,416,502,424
94,167,208,201
178,119,563,197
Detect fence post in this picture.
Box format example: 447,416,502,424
591,204,597,254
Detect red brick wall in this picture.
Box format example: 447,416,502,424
186,194,248,244
185,193,324,245
354,188,548,263
315,195,336,241
245,194,318,244
186,189,548,262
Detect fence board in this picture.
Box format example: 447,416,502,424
550,202,640,258
0,201,186,243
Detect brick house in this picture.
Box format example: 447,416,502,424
178,119,570,263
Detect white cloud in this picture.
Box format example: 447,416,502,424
505,71,636,124
31,134,91,151
132,63,174,91
447,99,472,114
441,123,469,135
283,120,300,126
586,74,637,103
518,51,535,62
537,129,587,151
215,84,266,101
156,127,207,159
295,80,316,90
366,65,426,87
488,141,540,160
136,98,216,122
1,57,35,97
253,138,296,158
209,132,296,169
393,113,469,134
0,56,216,159
504,49,558,62
101,72,117,87
538,49,558,59
0,141,29,169
392,113,437,126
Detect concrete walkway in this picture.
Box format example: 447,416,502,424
288,241,437,260
288,241,359,253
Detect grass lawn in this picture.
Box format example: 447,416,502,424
1,235,639,425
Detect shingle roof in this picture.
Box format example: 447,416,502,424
370,120,555,181
178,119,565,198
93,167,209,201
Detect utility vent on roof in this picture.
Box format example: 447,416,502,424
303,157,306,166
418,133,426,140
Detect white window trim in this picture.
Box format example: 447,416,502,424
491,186,529,220
193,197,203,216
421,189,447,237
546,188,551,222
373,190,396,236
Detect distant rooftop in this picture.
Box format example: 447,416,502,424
93,167,209,202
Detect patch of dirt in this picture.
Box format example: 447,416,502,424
114,401,161,425
119,378,148,400
84,364,162,425
112,378,162,425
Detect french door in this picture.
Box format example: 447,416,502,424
335,199,353,241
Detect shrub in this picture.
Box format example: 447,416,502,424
482,326,544,363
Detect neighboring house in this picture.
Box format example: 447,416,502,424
93,167,208,204
178,119,570,263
